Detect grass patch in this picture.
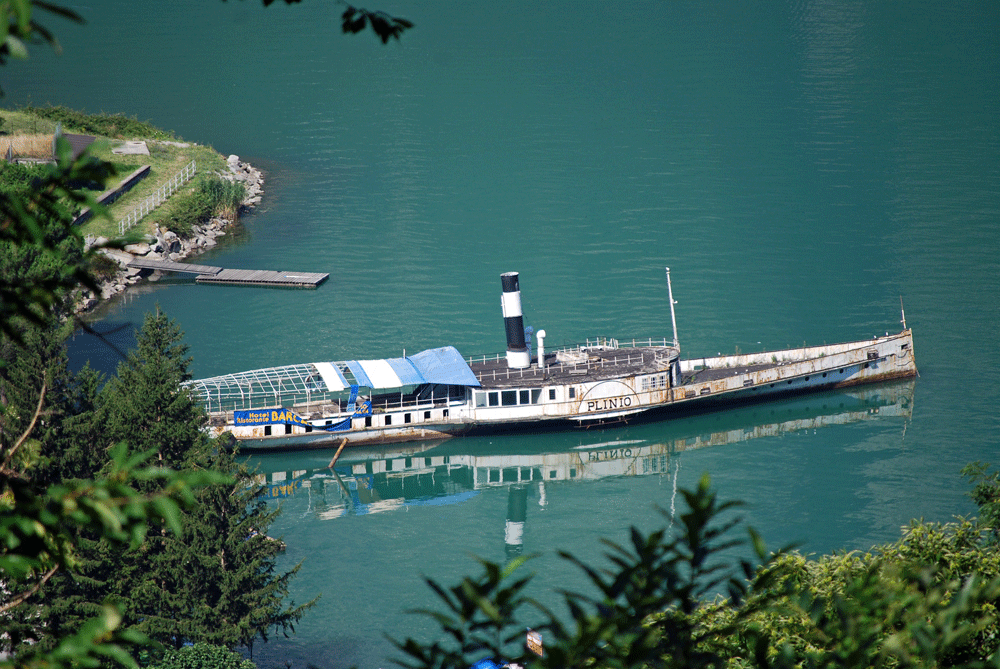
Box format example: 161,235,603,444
0,108,60,136
19,105,178,140
0,106,241,240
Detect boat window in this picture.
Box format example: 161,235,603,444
488,392,499,407
642,374,667,391
501,390,517,406
385,414,392,425
424,410,431,419
569,387,576,399
404,413,411,424
548,388,556,401
531,389,542,404
475,392,488,407
519,389,530,404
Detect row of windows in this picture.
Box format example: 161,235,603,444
474,386,578,408
261,408,451,435
365,408,449,427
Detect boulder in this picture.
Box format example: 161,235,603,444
99,248,135,268
124,242,151,255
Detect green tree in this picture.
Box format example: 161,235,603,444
392,475,1000,669
136,449,315,652
46,311,313,653
392,475,781,669
100,310,211,469
963,461,1000,545
0,312,224,668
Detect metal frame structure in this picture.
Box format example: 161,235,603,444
183,362,353,414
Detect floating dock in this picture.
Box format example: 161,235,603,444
126,258,328,288
196,268,329,288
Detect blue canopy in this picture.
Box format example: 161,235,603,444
346,346,480,389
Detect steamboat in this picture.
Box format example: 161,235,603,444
184,270,917,451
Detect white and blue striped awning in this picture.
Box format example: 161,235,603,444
346,346,480,389
184,346,479,411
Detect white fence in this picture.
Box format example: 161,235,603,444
117,160,196,235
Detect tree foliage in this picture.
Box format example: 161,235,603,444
393,475,1000,669
963,461,1000,545
2,312,313,662
0,1,403,667
0,138,116,341
146,643,257,669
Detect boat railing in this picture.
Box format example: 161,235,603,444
467,337,676,383
465,336,671,366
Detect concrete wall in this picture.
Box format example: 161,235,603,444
72,165,150,226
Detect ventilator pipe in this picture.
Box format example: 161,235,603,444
501,272,530,369
535,329,546,369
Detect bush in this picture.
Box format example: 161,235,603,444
21,105,175,140
200,177,245,222
159,177,246,239
144,643,256,669
393,474,1000,669
0,161,45,195
161,189,213,239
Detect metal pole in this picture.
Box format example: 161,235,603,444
666,267,679,349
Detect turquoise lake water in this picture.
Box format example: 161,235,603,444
7,2,1000,666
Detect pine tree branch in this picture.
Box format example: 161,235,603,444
1,372,46,474
0,564,59,615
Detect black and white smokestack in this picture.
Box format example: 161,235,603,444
501,272,530,369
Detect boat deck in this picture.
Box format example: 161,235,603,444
685,361,781,385
469,344,679,389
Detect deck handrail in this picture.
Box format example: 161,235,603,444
464,336,671,367
467,337,675,384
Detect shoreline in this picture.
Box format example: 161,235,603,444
77,155,263,313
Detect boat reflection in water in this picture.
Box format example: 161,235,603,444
249,380,914,527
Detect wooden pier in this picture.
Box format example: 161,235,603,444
126,258,328,288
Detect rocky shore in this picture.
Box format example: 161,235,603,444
78,155,263,312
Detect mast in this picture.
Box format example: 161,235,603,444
666,267,679,349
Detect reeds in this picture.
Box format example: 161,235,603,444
200,177,246,221
2,134,53,160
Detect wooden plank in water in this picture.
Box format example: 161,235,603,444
196,268,328,288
